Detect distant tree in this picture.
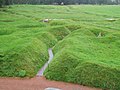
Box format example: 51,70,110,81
5,0,10,5
0,0,4,7
115,0,120,4
0,0,119,5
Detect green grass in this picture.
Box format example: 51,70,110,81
45,26,120,90
0,7,70,77
0,5,120,90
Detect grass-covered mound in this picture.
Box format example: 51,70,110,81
0,25,71,77
0,26,71,77
45,27,120,90
0,5,120,89
0,9,72,77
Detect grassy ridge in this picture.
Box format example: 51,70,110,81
0,25,70,77
0,5,120,89
0,8,71,77
45,27,120,90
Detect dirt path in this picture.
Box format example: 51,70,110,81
0,77,101,90
0,49,101,90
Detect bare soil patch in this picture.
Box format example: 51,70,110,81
0,77,101,90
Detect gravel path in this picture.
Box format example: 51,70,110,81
36,48,53,76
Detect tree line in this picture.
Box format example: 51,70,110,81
0,0,120,7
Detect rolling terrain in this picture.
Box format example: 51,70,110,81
0,5,120,90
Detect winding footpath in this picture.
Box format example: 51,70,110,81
37,48,53,76
0,49,101,90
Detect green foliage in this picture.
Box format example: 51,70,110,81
49,20,70,26
48,26,71,40
0,5,120,90
45,26,120,90
65,24,81,32
2,0,120,5
18,70,26,77
0,0,3,7
0,6,73,77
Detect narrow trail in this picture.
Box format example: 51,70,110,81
36,48,53,76
0,48,101,90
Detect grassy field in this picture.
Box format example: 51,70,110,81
0,5,120,90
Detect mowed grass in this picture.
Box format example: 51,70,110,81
0,5,120,89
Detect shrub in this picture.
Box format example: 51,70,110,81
18,70,26,77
